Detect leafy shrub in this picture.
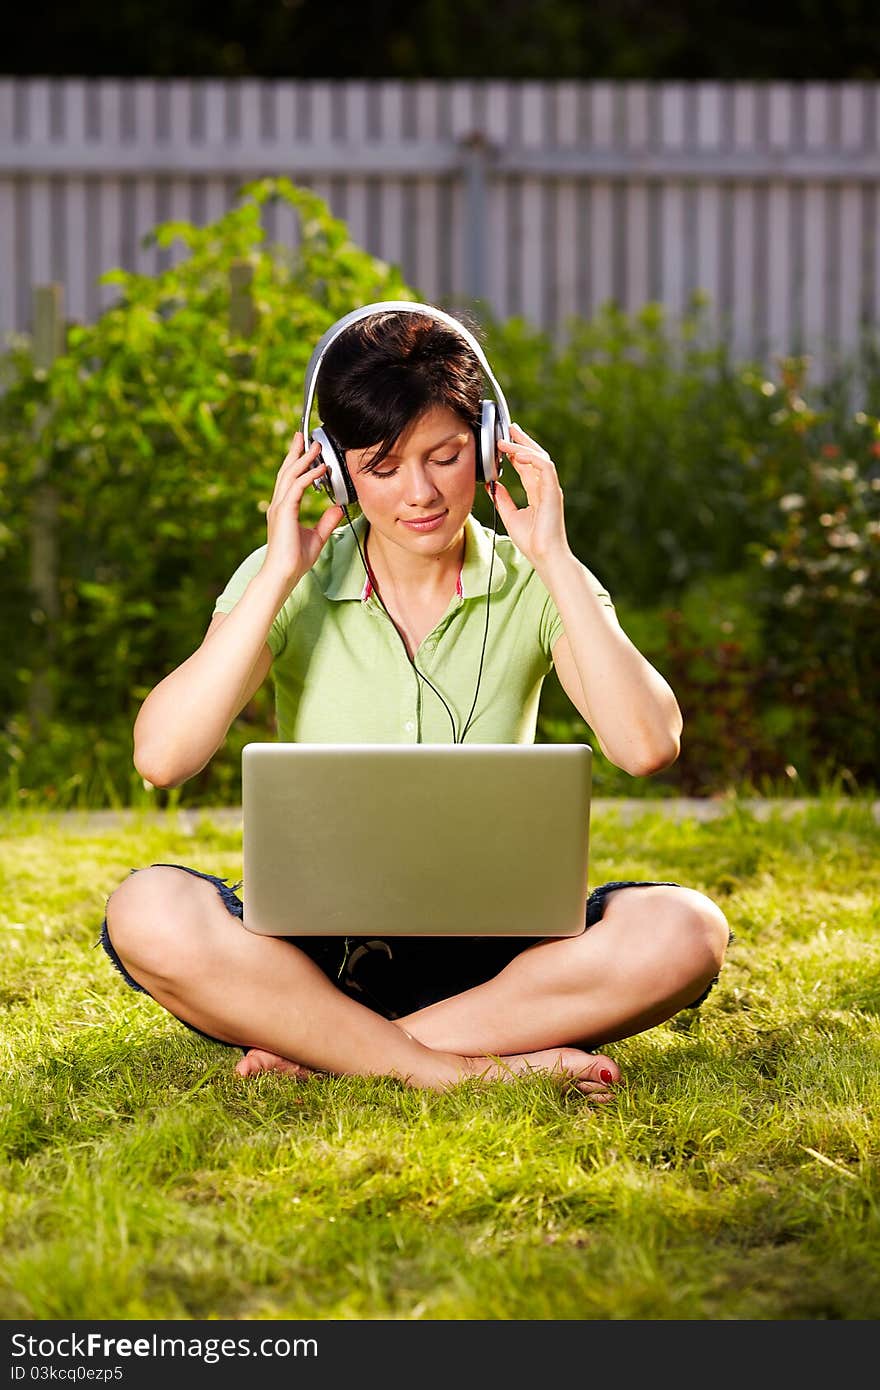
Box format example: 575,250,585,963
504,325,880,795
748,360,880,790
484,301,880,599
483,295,781,606
2,186,879,806
1,177,411,806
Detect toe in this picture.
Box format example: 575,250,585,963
568,1051,620,1099
234,1048,314,1080
584,1052,620,1085
234,1048,285,1077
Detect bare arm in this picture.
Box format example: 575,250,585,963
492,424,682,778
133,579,285,789
549,590,682,777
133,430,345,790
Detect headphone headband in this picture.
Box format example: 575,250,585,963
299,300,512,442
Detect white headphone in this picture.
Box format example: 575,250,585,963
300,301,512,506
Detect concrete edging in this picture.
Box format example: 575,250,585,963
26,797,880,833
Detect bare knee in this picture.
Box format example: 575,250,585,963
604,884,729,991
105,866,219,985
664,887,730,981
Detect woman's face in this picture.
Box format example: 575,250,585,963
347,405,477,561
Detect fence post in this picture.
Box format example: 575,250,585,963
27,284,66,736
229,259,257,376
460,131,493,310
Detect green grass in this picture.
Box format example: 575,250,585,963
1,797,879,1320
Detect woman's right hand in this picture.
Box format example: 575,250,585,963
263,432,346,585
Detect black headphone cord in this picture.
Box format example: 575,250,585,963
340,490,498,745
459,489,498,742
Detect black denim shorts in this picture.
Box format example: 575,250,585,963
99,865,726,1049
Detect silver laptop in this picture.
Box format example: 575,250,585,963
241,743,592,939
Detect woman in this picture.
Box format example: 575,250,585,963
101,305,730,1098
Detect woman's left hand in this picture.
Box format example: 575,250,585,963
490,423,571,569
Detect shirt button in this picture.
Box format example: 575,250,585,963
404,720,415,733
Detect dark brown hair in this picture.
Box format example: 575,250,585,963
316,308,484,473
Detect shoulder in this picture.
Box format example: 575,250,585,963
472,518,614,611
213,543,272,608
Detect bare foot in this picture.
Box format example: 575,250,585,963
460,1046,620,1099
233,1043,619,1099
234,1048,316,1080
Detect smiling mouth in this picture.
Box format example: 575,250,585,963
400,512,447,527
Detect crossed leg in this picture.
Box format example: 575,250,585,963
238,884,730,1080
394,884,731,1055
104,866,629,1096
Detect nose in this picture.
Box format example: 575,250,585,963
404,463,442,507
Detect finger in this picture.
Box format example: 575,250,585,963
488,479,513,500
289,439,323,474
498,447,562,508
275,441,322,493
281,433,320,468
486,480,517,519
498,441,552,471
281,430,306,463
285,459,328,501
509,422,550,456
313,503,345,544
497,444,540,475
291,458,326,486
498,451,544,506
511,423,550,456
269,458,326,518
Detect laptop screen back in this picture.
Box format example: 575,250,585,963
241,742,592,938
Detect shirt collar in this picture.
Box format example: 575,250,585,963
319,512,507,603
460,512,507,597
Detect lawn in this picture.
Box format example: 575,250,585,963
1,797,878,1321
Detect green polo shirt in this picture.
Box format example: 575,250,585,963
213,513,614,744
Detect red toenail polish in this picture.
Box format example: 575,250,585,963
600,1069,614,1084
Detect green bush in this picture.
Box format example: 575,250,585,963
483,298,879,609
484,296,765,604
1,178,411,806
497,316,880,795
536,572,779,797
2,185,878,807
749,373,880,790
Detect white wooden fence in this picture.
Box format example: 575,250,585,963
2,78,880,383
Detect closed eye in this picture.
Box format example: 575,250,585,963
370,453,461,480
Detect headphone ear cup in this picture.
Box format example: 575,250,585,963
311,426,356,506
478,399,502,484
